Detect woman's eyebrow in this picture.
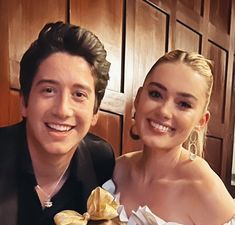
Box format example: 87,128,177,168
148,81,198,101
177,92,198,101
148,82,167,91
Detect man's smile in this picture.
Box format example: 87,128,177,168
46,123,75,132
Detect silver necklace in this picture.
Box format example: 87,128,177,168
35,166,69,208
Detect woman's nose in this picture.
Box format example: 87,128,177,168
52,94,74,119
157,101,173,119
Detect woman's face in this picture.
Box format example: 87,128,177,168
134,62,210,151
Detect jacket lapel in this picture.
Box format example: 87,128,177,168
72,139,98,205
0,122,26,225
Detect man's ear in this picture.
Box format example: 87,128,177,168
196,110,210,130
134,87,143,109
20,94,27,117
91,112,99,126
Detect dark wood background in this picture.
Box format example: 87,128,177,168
0,0,235,196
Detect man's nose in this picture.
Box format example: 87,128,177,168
52,94,74,119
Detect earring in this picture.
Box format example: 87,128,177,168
129,124,140,140
188,130,199,161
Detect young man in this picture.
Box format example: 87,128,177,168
0,21,115,225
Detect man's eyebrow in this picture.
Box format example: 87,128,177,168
73,83,93,93
35,79,58,86
35,79,93,93
148,81,198,101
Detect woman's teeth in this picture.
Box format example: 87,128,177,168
150,121,170,133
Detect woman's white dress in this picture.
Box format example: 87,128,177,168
102,180,235,225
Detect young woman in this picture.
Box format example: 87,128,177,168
110,50,235,225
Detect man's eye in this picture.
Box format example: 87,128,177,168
44,87,53,93
73,91,87,99
41,87,55,95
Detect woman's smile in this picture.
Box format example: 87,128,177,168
148,119,174,134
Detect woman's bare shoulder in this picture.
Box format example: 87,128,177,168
180,151,222,182
116,151,141,166
113,151,141,182
181,156,235,224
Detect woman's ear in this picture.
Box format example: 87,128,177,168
134,87,143,109
196,110,210,130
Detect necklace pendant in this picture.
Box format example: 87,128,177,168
44,200,53,208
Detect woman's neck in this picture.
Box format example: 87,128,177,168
134,145,184,182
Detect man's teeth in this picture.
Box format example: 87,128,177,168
150,121,170,132
47,123,72,131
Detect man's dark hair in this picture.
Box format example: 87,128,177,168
20,21,110,113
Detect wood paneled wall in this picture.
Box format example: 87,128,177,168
0,0,235,195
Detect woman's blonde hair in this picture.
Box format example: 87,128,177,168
145,49,214,157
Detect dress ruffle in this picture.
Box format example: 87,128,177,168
102,179,235,225
224,217,235,225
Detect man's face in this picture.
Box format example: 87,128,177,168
21,52,98,158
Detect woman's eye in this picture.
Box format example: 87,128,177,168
178,101,192,109
149,90,162,98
